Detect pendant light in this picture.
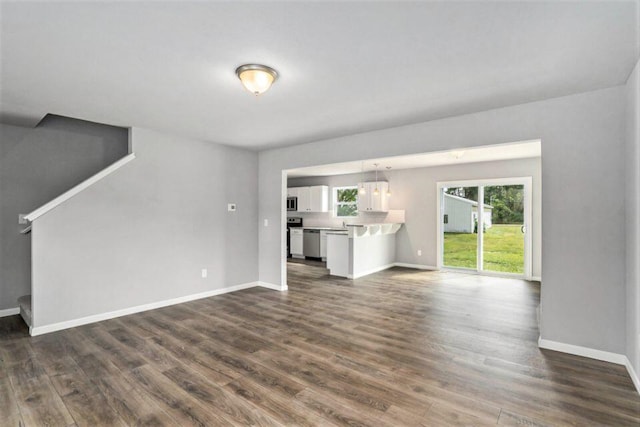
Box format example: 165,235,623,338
373,163,380,196
386,166,392,197
359,161,366,195
236,64,279,95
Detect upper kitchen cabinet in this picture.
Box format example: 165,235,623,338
358,182,389,212
289,185,329,212
297,187,310,211
309,185,329,212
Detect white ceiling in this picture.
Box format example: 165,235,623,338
286,140,541,178
0,2,637,149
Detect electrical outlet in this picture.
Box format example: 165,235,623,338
228,203,236,212
417,249,422,256
201,269,207,278
264,219,269,227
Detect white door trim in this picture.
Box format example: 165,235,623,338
436,177,533,280
281,170,289,291
477,185,485,272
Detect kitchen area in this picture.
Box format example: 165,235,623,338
287,217,347,262
286,181,404,279
284,144,541,284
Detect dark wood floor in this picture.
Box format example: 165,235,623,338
1,262,639,426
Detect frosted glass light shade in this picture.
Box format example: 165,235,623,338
236,64,278,95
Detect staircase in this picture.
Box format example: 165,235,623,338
18,295,32,328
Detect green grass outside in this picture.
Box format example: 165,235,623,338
444,224,524,273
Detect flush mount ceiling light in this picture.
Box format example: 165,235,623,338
235,64,278,95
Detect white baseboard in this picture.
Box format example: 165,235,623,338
538,336,626,365
258,281,287,291
368,262,536,279
30,281,268,336
538,336,640,395
0,307,20,317
626,357,640,394
393,262,438,270
349,263,396,279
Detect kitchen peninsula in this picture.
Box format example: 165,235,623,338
326,223,402,279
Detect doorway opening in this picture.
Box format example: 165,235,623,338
437,177,532,279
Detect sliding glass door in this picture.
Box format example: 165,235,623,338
438,178,531,278
482,185,525,274
442,186,478,270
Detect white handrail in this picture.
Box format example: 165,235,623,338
24,153,136,222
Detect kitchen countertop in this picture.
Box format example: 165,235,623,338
302,226,348,231
345,222,404,227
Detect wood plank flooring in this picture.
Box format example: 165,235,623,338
1,261,638,426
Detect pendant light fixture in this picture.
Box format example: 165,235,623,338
386,166,392,197
373,163,380,196
359,161,366,195
236,64,279,95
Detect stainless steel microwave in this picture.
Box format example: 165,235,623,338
287,197,298,211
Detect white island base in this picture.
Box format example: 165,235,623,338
326,223,402,279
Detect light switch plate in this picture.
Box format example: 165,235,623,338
264,219,269,227
228,203,236,212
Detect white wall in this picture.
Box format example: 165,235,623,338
626,59,640,378
261,86,626,355
31,127,258,329
289,157,541,276
0,116,128,311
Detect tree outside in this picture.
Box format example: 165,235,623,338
336,187,358,217
446,185,523,224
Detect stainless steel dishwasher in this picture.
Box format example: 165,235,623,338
303,229,321,258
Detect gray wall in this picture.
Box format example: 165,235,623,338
260,86,627,355
0,115,128,310
626,59,640,376
31,127,258,328
289,157,542,277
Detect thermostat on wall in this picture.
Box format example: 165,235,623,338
228,203,237,212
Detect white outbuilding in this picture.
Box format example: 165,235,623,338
443,193,493,233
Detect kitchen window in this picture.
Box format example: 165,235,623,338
334,186,358,217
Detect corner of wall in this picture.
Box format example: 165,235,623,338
625,57,640,380
127,127,134,154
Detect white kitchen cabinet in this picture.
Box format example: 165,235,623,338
290,228,304,257
320,230,328,260
357,182,389,212
309,186,329,212
296,187,310,211
288,185,329,212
